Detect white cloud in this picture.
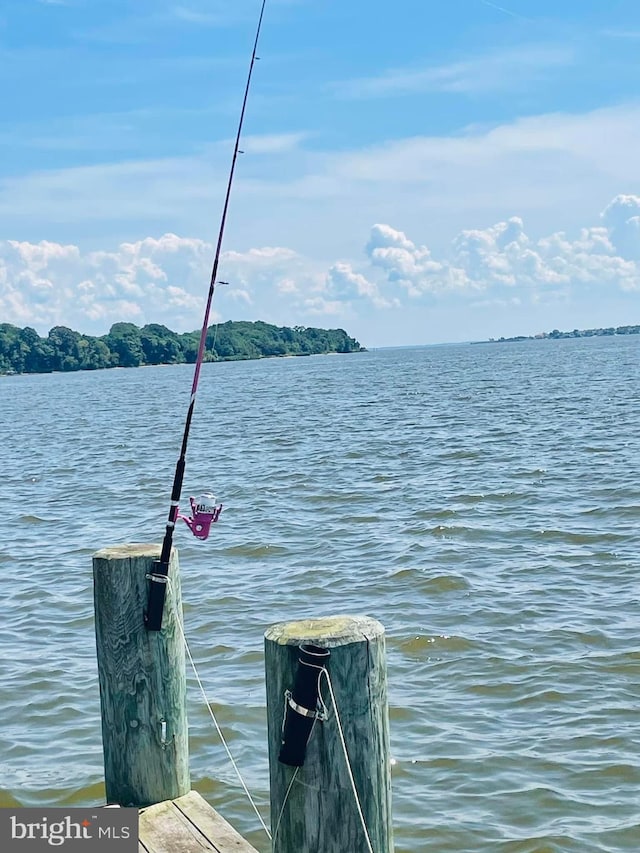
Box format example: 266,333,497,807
364,202,640,299
333,43,575,98
0,234,209,333
240,133,309,155
171,5,224,25
1,195,639,339
303,296,343,316
455,219,639,292
326,261,394,308
0,235,368,334
601,194,640,259
601,28,640,39
3,102,640,266
366,224,470,297
221,245,322,303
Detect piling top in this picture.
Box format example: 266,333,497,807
93,543,162,560
265,615,384,647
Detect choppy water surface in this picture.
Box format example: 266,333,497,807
1,337,639,852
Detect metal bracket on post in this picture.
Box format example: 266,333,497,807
278,644,331,767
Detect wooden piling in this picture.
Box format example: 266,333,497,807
93,543,190,807
265,615,393,853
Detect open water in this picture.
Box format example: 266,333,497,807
1,336,639,852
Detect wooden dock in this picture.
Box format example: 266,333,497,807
138,790,260,853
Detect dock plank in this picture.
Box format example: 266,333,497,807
139,791,260,853
174,792,259,852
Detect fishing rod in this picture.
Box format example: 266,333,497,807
145,0,268,631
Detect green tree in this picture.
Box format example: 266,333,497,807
104,323,144,367
0,320,364,373
47,326,83,371
20,327,53,372
141,324,184,364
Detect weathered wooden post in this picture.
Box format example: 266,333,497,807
265,615,393,853
93,543,190,807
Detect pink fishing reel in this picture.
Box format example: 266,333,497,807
178,493,222,540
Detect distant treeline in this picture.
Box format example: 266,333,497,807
488,324,640,343
0,321,364,375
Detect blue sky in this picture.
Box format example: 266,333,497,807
1,0,640,346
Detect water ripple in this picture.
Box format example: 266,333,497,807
1,337,640,851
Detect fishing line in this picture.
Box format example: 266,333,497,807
272,761,301,846
209,282,229,358
478,0,531,22
145,0,268,630
168,581,272,838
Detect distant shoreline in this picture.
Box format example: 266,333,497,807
475,324,640,344
0,320,365,376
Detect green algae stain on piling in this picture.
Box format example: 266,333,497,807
265,615,393,853
268,614,384,646
93,544,190,807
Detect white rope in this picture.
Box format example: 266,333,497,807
321,668,376,853
166,596,374,850
168,589,271,839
